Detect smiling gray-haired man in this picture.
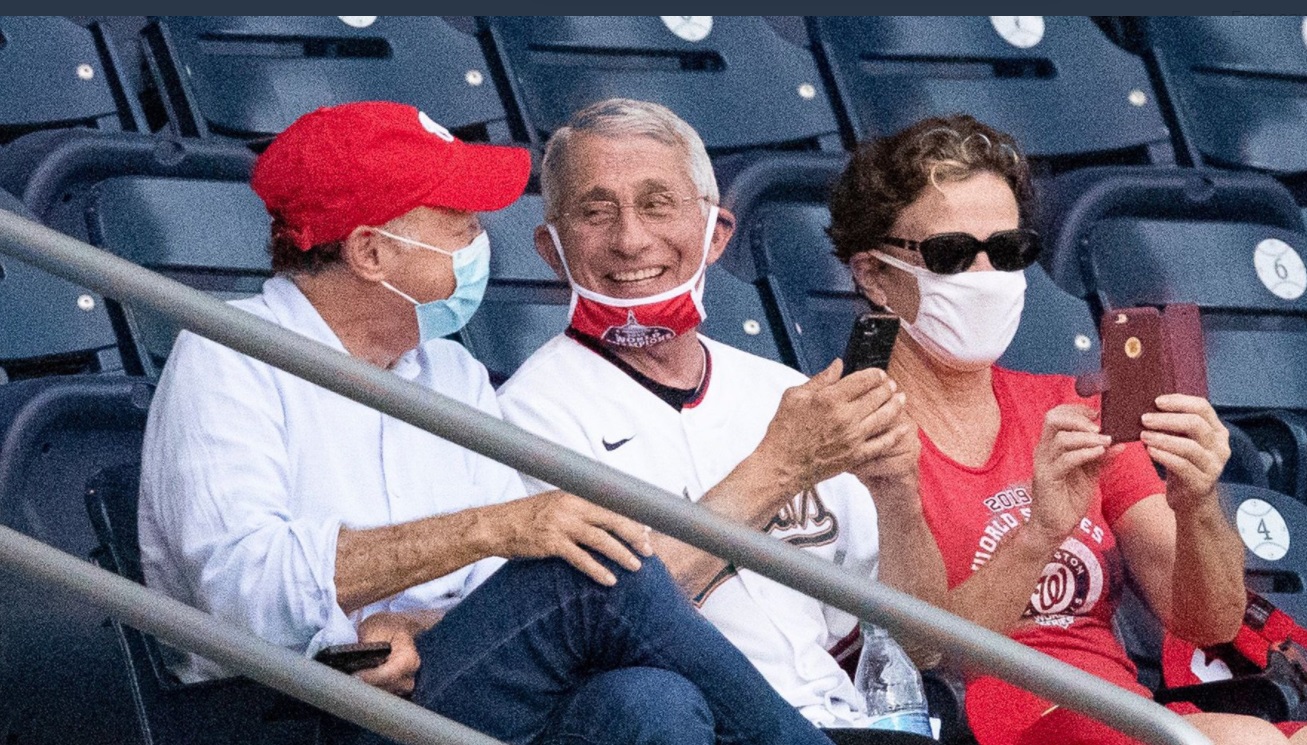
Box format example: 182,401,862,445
498,98,947,742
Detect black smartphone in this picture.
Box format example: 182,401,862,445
841,313,899,377
313,641,392,674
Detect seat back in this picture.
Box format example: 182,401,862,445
87,175,271,374
0,375,153,745
0,17,137,141
465,192,785,384
1142,16,1307,175
0,185,119,379
0,130,263,378
146,16,508,141
84,464,329,745
1041,166,1307,413
482,16,841,153
810,16,1171,166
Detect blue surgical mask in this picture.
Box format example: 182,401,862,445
377,229,490,343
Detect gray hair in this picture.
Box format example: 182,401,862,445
540,98,719,220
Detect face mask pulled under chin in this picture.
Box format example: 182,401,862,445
870,250,1026,372
547,205,718,349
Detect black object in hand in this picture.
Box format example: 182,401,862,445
313,641,392,674
841,313,899,377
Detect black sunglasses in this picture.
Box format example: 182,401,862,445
878,228,1042,275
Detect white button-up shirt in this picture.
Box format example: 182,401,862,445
139,276,522,682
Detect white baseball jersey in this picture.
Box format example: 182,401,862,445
498,332,880,728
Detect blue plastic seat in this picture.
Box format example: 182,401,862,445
0,130,262,379
0,16,142,142
144,16,510,142
1139,16,1307,177
481,16,841,153
808,16,1173,168
1042,166,1307,412
1041,166,1307,502
0,184,120,379
0,374,154,744
85,464,333,745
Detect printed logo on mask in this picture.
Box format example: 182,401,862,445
602,310,676,348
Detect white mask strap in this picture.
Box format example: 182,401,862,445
375,228,457,257
380,280,420,306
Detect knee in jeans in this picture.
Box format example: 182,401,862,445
564,667,714,744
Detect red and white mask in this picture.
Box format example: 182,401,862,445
547,205,718,348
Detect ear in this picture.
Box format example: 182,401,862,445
533,224,567,282
340,225,389,283
705,206,736,266
849,251,889,308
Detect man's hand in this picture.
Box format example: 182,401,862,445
847,375,919,491
1140,394,1230,516
353,611,427,697
756,361,916,497
1029,404,1116,542
476,491,654,586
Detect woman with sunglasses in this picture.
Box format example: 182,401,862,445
827,115,1299,745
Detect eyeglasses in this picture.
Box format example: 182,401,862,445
878,228,1041,275
561,192,708,229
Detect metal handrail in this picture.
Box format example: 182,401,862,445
0,210,1211,745
0,524,504,745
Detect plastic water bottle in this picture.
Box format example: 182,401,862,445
854,623,935,737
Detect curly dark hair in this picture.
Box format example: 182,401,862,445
267,214,344,274
826,114,1035,264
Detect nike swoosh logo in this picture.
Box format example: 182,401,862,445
602,436,634,451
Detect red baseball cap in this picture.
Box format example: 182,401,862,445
251,101,531,250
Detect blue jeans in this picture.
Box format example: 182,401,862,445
402,555,835,745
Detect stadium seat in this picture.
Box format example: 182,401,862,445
0,129,262,378
465,192,786,385
1040,166,1307,500
1136,16,1307,179
722,152,1100,377
1117,482,1307,718
808,16,1174,169
0,185,120,379
142,16,510,142
85,464,333,745
480,16,842,153
1040,166,1307,408
0,16,142,143
0,373,153,744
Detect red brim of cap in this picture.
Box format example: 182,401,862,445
420,142,532,213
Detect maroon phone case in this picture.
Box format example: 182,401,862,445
1099,304,1208,442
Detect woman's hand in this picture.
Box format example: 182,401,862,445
1028,404,1116,542
1140,394,1230,516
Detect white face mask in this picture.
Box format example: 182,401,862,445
870,250,1026,372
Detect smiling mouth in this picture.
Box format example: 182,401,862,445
609,267,666,284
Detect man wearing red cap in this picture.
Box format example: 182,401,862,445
138,101,840,745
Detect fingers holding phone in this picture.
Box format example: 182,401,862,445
1140,394,1230,514
349,612,426,697
1029,404,1112,541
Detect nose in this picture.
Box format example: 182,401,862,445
969,250,996,272
609,206,655,258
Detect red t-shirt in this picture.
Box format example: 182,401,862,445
917,367,1165,745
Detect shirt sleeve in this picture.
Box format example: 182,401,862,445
1099,441,1166,527
138,332,354,660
